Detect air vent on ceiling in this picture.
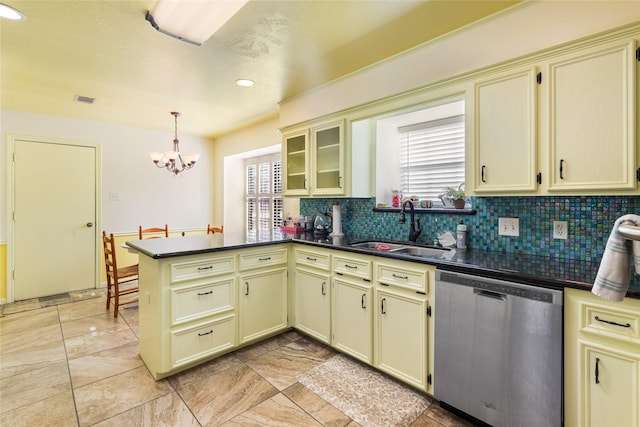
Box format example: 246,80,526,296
74,95,96,104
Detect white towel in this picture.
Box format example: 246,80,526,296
592,214,640,302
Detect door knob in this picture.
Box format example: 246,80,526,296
86,222,94,227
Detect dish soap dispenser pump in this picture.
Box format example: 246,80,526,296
456,220,467,250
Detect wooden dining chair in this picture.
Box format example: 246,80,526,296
102,231,139,318
207,224,224,234
139,224,169,239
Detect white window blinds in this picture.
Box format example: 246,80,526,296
399,115,464,201
245,154,282,232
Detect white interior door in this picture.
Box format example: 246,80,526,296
12,138,98,301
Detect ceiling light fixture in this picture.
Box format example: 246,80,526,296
149,112,199,176
236,79,255,87
145,0,248,46
0,3,26,21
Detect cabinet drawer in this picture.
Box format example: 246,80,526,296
579,298,640,343
333,255,372,280
295,248,330,271
171,278,235,325
376,262,428,293
171,256,235,283
171,314,236,367
239,247,288,270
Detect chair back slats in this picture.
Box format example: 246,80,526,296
139,224,169,239
207,224,224,234
102,231,139,318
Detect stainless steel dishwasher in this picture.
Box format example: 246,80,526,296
434,270,563,427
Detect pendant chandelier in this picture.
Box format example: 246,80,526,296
149,112,199,176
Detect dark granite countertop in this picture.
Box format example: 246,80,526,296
126,230,639,300
125,230,290,259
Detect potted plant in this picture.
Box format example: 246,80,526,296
444,184,466,209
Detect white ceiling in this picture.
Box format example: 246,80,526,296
0,0,520,138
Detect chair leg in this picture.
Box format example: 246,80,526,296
106,282,111,309
113,284,119,318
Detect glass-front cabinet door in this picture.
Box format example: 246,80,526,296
283,129,309,196
311,119,345,196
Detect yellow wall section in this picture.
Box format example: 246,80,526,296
0,244,6,301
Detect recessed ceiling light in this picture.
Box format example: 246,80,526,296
0,3,26,21
236,79,255,87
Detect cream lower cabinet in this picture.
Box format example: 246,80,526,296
138,252,238,380
565,288,640,427
331,252,374,364
294,247,332,344
375,260,432,392
238,248,288,345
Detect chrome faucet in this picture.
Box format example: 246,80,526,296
399,199,422,242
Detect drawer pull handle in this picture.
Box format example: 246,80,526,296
595,357,600,384
361,294,366,309
381,297,386,314
595,316,631,328
306,256,317,261
321,281,326,296
198,330,214,337
259,257,272,261
345,264,358,269
245,281,249,296
198,266,213,271
392,273,408,280
197,290,213,296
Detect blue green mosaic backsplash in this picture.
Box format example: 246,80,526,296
300,196,640,290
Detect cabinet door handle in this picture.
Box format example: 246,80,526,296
559,159,565,179
595,357,600,384
338,176,342,188
321,281,326,296
481,165,486,183
594,315,631,328
244,281,249,296
381,298,386,314
197,290,213,296
361,294,366,309
198,330,213,337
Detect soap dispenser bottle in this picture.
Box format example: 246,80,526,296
456,220,467,250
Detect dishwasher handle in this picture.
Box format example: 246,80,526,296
474,288,506,301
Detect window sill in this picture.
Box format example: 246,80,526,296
373,207,476,215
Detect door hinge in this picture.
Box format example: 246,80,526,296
536,72,542,84
537,172,542,185
12,270,15,279
427,305,432,317
427,374,432,385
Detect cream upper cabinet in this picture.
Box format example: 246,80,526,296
547,39,637,192
471,66,539,193
283,129,310,195
311,120,345,196
564,288,640,427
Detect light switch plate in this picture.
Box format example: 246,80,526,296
498,217,520,237
553,220,568,239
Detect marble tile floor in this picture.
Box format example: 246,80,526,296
0,290,474,427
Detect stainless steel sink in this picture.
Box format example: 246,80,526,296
349,241,405,251
392,246,452,257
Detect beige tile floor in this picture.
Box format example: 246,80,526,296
0,289,473,427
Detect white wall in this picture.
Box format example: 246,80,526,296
1,109,215,237
280,1,640,127
213,117,300,233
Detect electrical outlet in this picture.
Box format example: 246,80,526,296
498,217,520,237
553,220,568,239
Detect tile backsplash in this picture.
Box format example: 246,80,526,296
300,196,640,262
